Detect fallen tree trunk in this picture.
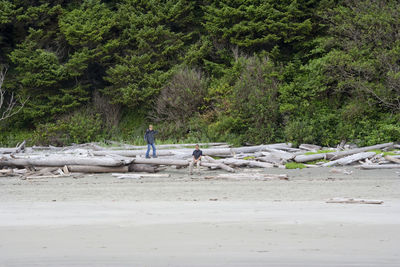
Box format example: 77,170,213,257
0,140,26,154
133,158,189,166
205,173,288,181
200,162,235,173
294,142,393,163
100,142,228,150
66,165,130,173
360,164,400,170
326,198,383,204
203,156,235,172
93,150,174,157
294,153,328,163
221,158,274,168
261,149,294,161
384,155,400,164
129,164,161,173
327,142,393,160
112,173,170,179
0,155,132,167
322,152,376,167
299,144,321,151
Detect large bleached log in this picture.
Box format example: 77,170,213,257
0,155,132,167
299,144,321,151
133,158,189,166
129,164,160,173
0,140,26,154
257,155,281,164
261,149,294,161
93,150,174,157
66,165,130,173
294,153,328,163
384,155,400,164
202,163,236,172
104,142,228,150
360,164,400,170
221,158,274,168
327,142,393,160
45,163,159,173
201,156,235,172
205,173,289,181
112,173,170,179
322,152,376,167
294,142,393,163
89,143,293,158
326,198,383,204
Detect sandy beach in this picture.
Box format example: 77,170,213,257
1,167,399,266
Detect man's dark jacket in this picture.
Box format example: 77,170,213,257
144,129,158,144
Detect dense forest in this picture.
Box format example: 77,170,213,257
0,0,399,146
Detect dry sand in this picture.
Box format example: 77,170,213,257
0,167,399,266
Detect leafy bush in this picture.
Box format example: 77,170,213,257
154,67,208,124
32,109,103,146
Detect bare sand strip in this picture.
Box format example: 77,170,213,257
0,201,400,266
0,167,399,266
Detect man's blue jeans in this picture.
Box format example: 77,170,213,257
146,143,156,158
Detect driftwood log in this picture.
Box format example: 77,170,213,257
327,142,393,160
133,158,189,166
384,155,400,164
0,140,26,154
322,152,376,167
0,155,132,167
295,142,393,163
205,173,289,181
326,198,383,204
299,144,321,151
202,156,235,173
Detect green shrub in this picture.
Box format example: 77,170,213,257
32,109,103,146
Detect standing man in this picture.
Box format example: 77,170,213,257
144,124,158,158
189,144,202,174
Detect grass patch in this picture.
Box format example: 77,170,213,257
243,156,255,160
368,149,399,156
304,149,335,155
285,162,306,169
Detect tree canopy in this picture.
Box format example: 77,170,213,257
0,0,399,146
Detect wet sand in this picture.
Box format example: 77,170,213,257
1,167,399,266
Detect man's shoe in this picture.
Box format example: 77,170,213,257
145,156,151,159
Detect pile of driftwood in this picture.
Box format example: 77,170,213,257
0,141,399,179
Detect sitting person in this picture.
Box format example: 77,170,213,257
189,144,202,174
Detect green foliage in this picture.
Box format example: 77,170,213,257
32,109,103,146
285,162,306,169
0,129,34,147
154,67,208,124
103,0,196,107
203,0,314,54
0,0,399,147
59,0,114,48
